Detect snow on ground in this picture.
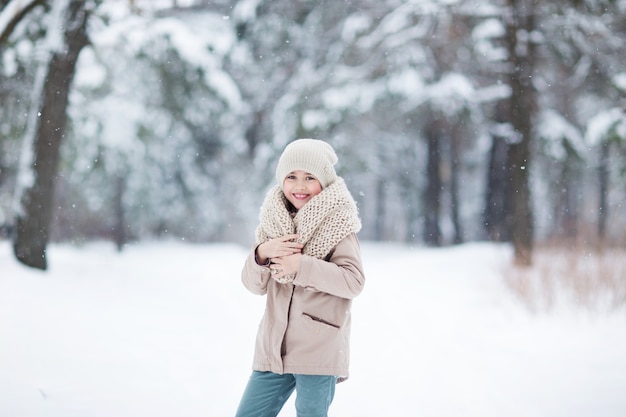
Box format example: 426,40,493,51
1,240,625,417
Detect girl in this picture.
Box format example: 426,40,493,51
236,139,365,417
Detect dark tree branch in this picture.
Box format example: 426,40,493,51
0,0,46,45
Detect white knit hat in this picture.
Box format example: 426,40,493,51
275,139,338,188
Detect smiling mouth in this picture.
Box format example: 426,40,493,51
293,193,309,200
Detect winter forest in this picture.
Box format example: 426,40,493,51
1,0,626,269
2,2,626,416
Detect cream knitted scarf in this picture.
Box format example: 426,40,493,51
255,177,361,283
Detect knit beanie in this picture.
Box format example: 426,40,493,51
275,139,338,188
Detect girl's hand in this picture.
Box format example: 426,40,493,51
256,234,302,264
270,253,302,279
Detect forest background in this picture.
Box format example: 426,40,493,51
0,0,625,270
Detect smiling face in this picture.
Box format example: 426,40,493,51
282,170,323,210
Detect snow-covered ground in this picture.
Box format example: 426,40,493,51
1,240,625,417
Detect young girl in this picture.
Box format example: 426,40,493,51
236,139,365,417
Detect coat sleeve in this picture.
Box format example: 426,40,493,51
293,233,365,299
241,245,272,295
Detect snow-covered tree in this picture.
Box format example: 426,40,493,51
65,2,244,244
9,0,97,269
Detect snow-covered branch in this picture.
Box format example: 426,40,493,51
0,0,45,44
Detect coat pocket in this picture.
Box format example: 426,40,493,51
302,312,340,329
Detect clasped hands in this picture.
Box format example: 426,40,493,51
256,234,303,281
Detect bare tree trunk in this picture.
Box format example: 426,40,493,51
484,101,512,242
504,0,537,266
484,135,511,242
244,111,265,158
372,137,388,241
423,119,442,246
13,0,91,269
113,175,127,252
552,153,579,240
597,142,609,242
449,126,463,244
405,165,421,243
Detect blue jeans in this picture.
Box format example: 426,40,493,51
235,371,337,417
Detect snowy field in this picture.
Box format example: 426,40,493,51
1,239,625,417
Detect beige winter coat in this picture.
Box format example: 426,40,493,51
241,232,365,379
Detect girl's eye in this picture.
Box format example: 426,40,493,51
306,176,316,181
